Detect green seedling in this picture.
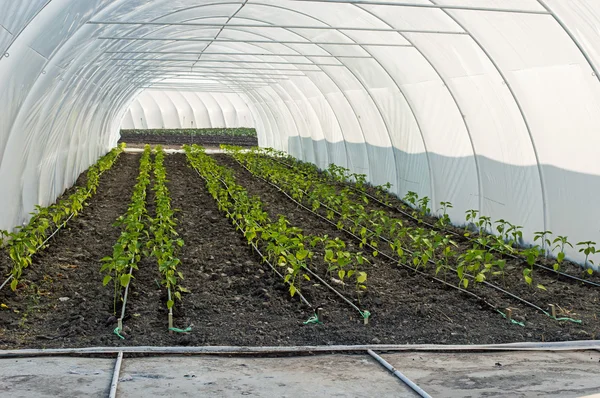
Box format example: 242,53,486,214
534,230,553,257
464,209,479,236
551,235,573,273
577,241,596,275
521,246,540,287
475,216,492,235
436,201,453,228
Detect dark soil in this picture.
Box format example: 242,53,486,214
119,134,257,147
213,154,600,343
0,152,597,349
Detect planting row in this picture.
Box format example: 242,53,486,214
0,143,125,291
260,148,597,279
101,144,152,317
121,128,257,137
2,148,598,347
184,145,371,322
101,145,188,335
225,146,596,323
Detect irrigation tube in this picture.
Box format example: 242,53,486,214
236,157,574,321
109,352,123,398
271,156,600,288
167,287,174,331
367,349,431,398
0,340,598,358
115,263,135,339
247,239,313,309
303,267,369,322
192,167,314,309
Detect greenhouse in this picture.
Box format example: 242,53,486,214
1,1,600,396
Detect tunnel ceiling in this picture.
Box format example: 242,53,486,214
1,0,600,263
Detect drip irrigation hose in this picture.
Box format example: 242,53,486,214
303,267,370,322
237,157,584,324
109,351,123,398
166,287,193,334
167,287,173,331
114,263,135,340
2,340,598,358
367,349,432,398
191,166,314,310
0,275,12,291
114,155,151,339
270,155,600,288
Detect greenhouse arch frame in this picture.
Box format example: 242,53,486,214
1,0,600,264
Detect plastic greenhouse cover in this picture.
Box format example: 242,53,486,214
0,0,600,266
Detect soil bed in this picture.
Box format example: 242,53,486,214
119,133,257,147
214,154,600,343
0,152,597,349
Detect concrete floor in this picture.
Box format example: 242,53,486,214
0,350,599,397
381,350,600,397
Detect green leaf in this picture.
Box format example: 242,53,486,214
462,279,469,289
338,270,346,280
524,275,533,285
324,249,334,261
120,274,131,287
536,284,547,291
303,274,310,281
372,250,378,257
289,285,297,297
296,249,309,260
102,275,112,286
357,272,367,284
167,300,174,309
10,279,18,291
475,273,485,283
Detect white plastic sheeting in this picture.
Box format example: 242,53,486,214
0,1,600,265
120,89,255,129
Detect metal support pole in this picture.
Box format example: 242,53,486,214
98,36,415,47
281,0,550,14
